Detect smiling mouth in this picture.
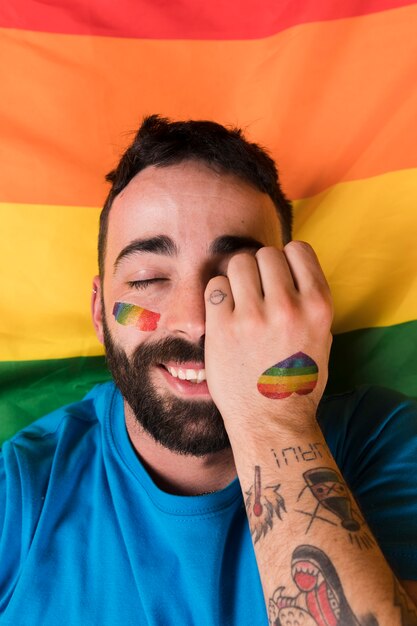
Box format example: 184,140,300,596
160,364,207,384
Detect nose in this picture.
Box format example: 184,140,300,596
163,277,206,345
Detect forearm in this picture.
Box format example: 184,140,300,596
230,417,416,626
203,243,417,623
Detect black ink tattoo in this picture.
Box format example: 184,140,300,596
208,289,227,305
268,544,378,626
271,443,329,469
295,467,375,551
245,466,286,544
393,577,417,625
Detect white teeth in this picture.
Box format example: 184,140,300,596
166,365,206,383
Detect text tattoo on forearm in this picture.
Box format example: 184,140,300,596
271,442,329,468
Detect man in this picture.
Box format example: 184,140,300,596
1,115,417,625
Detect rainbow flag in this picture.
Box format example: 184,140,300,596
1,1,416,443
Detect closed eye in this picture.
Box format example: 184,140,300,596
127,278,166,290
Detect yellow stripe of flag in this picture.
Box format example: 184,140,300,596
258,373,318,385
1,168,417,361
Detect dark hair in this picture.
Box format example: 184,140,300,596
98,114,292,277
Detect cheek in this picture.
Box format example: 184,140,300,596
113,301,161,332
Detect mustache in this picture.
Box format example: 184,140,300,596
130,336,205,367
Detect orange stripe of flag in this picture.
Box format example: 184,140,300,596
1,6,416,207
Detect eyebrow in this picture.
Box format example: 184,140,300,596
114,233,264,273
208,235,264,255
114,235,178,272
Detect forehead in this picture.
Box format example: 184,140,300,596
106,161,282,260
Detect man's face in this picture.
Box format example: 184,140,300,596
93,160,283,456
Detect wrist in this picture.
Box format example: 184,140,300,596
225,409,323,462
224,398,319,433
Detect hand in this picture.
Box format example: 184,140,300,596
204,242,333,438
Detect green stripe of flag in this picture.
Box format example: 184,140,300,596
0,319,416,445
0,356,111,445
327,320,417,399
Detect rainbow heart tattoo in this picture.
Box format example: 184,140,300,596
113,302,160,331
257,352,318,399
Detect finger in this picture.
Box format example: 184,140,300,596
226,252,264,305
283,241,331,298
205,275,234,320
255,246,297,300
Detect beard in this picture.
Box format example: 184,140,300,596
102,320,230,457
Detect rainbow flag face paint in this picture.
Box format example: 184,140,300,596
113,302,160,331
257,352,318,399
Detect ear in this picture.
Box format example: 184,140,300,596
91,276,104,345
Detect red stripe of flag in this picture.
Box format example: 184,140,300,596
1,0,415,40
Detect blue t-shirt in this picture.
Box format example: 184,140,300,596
0,383,417,625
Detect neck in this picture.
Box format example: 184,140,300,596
124,404,237,496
